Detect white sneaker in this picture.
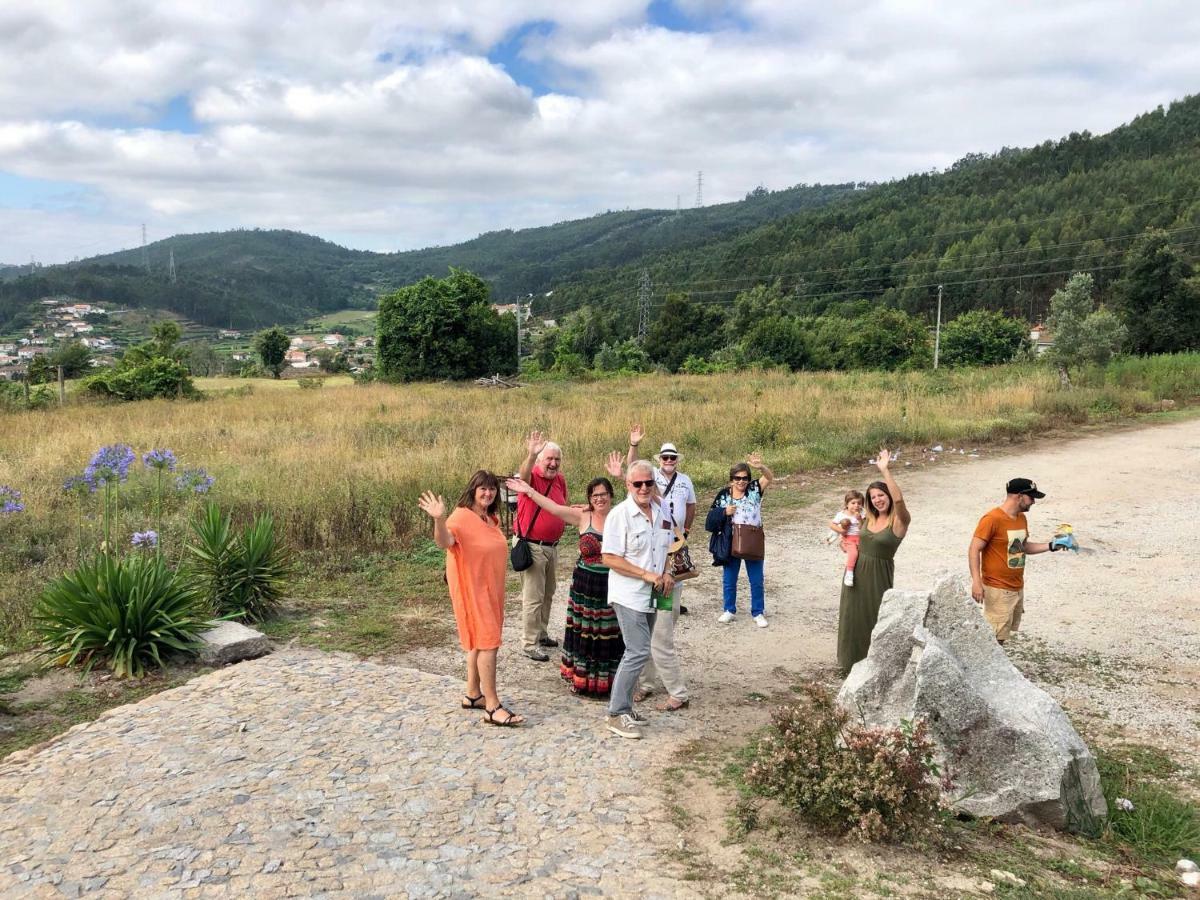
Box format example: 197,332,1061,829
754,614,769,628
606,714,643,739
843,570,855,587
717,611,735,624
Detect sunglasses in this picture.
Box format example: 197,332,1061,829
660,454,678,461
731,475,750,482
630,479,655,489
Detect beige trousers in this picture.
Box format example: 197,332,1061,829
520,542,558,650
638,583,688,701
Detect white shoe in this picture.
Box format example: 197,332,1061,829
606,714,643,739
754,614,769,628
717,611,735,624
843,571,855,587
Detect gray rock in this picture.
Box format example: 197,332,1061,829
837,574,1108,830
198,621,271,665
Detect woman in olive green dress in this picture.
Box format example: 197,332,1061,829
837,448,911,674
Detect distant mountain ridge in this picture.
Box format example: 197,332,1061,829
3,92,1199,333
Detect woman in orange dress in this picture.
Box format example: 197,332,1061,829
418,470,524,726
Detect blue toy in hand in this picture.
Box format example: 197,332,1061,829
1050,523,1079,553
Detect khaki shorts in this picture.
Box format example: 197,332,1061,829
982,585,1024,642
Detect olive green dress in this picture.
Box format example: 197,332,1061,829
837,519,904,674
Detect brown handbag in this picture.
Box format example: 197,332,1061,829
731,523,765,561
668,528,699,581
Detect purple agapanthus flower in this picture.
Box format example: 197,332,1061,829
131,530,159,549
0,486,23,515
85,444,136,487
175,468,215,494
63,475,96,495
142,448,178,472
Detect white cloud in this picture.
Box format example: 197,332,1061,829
2,1,1199,267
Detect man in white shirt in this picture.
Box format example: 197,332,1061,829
601,460,675,739
627,427,695,712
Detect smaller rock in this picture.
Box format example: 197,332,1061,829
1181,872,1200,889
989,870,1026,888
198,621,270,665
1178,860,1199,874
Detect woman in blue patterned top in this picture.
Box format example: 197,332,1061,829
707,453,774,628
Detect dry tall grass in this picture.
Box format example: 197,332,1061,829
1,358,1196,646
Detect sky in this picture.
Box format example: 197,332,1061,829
2,1,1199,265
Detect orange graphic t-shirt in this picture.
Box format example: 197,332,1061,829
973,507,1028,591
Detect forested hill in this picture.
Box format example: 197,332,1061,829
541,94,1200,326
0,181,855,331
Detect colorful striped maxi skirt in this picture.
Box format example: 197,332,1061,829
560,562,623,697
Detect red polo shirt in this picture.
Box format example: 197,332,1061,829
516,468,567,542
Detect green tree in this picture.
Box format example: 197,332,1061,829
186,341,224,377
938,310,1029,367
644,293,726,372
376,268,514,381
1045,273,1127,387
28,354,53,385
1111,229,1200,354
846,308,932,370
739,315,809,369
254,327,291,379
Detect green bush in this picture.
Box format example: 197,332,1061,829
187,504,291,622
83,357,197,401
33,552,207,678
744,683,946,843
1099,753,1200,864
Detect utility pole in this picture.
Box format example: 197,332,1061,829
695,171,704,208
57,366,65,406
933,283,944,369
141,224,150,273
637,270,651,343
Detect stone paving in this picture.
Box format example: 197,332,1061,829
0,651,700,899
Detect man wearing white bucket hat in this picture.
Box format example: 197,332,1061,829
626,424,695,712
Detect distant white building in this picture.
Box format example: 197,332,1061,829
219,329,241,339
284,349,308,364
322,333,346,346
1030,324,1054,355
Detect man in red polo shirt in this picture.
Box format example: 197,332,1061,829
516,430,568,661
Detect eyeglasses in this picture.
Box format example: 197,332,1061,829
590,492,611,500
731,475,750,482
630,479,655,489
660,454,678,461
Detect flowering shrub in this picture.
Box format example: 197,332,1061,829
744,683,947,843
0,486,24,515
175,468,215,495
142,449,178,472
85,444,136,487
131,530,159,549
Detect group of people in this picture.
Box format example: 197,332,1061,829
418,427,1069,737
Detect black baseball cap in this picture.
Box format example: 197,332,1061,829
1006,477,1045,499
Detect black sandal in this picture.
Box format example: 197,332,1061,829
484,705,524,727
461,694,486,709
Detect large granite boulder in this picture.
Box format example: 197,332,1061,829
837,574,1107,830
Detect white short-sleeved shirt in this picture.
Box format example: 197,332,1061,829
655,468,696,532
833,511,861,536
601,496,671,612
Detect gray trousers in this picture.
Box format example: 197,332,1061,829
608,603,657,716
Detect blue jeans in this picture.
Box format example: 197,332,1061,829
723,558,764,617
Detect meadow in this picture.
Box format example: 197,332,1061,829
1,353,1198,654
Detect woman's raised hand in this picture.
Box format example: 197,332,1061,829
605,450,623,478
747,451,764,469
417,491,446,519
505,477,531,495
875,448,893,472
628,423,645,448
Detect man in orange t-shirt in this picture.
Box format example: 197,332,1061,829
969,477,1066,643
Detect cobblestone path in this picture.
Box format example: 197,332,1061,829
0,651,699,899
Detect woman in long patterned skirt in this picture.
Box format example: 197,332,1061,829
508,457,624,697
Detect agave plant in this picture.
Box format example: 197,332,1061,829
33,552,207,678
187,503,291,623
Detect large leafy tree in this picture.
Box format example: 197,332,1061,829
644,293,726,372
1111,229,1200,354
1045,273,1126,387
376,268,514,381
846,308,932,370
254,327,290,379
938,310,1029,367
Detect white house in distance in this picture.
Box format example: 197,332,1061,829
219,329,241,339
1030,324,1054,355
284,349,308,365
322,333,346,347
